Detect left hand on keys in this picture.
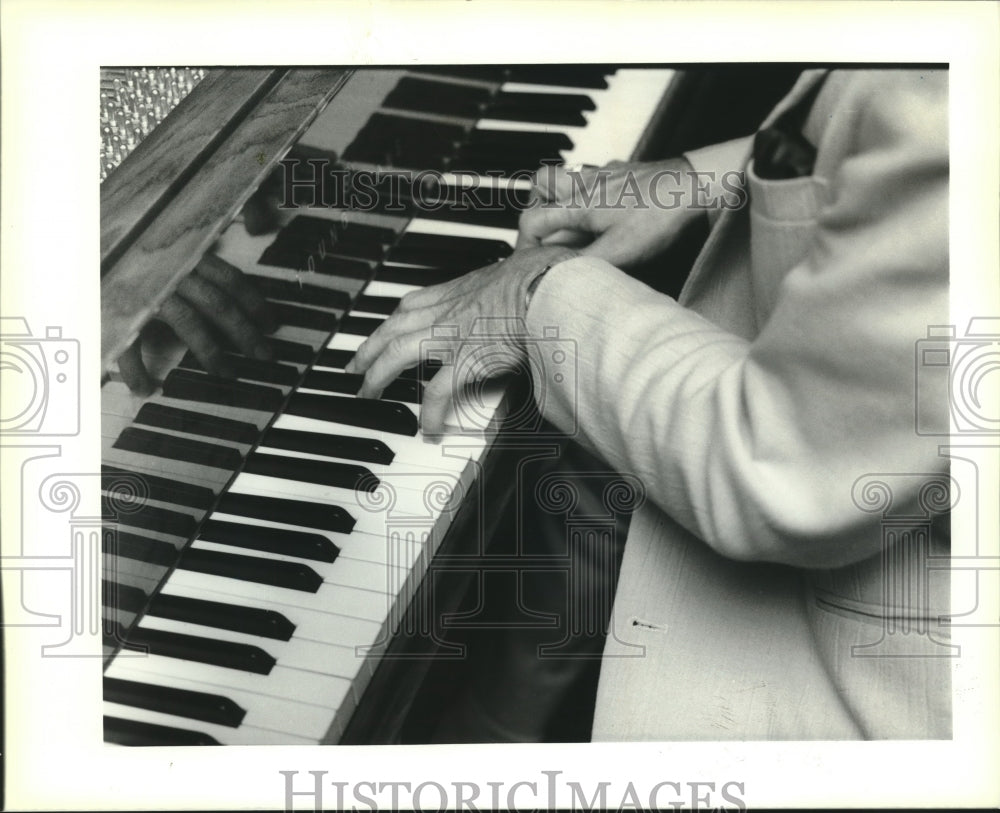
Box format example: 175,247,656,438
346,245,574,436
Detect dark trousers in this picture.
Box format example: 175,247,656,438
430,430,636,742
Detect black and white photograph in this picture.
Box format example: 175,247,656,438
1,1,997,810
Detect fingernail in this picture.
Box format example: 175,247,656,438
344,360,355,374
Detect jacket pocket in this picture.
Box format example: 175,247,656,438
747,160,828,320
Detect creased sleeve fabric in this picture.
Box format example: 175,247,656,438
525,71,948,570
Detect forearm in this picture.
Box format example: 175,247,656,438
525,255,947,569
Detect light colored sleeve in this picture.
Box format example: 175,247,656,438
682,136,752,227
525,73,948,569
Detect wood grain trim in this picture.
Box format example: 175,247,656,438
100,69,351,373
100,69,281,269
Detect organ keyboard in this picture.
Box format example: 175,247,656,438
100,65,678,745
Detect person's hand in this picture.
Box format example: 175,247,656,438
345,245,576,436
516,157,706,269
118,253,276,395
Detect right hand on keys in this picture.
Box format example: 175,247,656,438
516,157,708,269
117,253,276,396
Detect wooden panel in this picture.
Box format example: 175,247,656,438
100,69,280,268
100,68,351,373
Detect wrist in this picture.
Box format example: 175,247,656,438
522,248,580,317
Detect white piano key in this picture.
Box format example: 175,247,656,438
271,413,489,463
364,280,423,298
296,388,420,419
101,380,156,421
165,568,392,625
560,68,677,165
109,651,354,715
157,582,385,652
475,117,582,136
190,539,409,598
476,69,677,168
437,171,533,193
347,310,389,320
137,614,364,679
103,701,317,746
105,667,333,740
295,378,504,435
108,660,345,738
500,81,607,97
327,332,366,352
101,438,235,490
226,473,454,538
205,510,431,571
255,443,471,478
404,217,519,247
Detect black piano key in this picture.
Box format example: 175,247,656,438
339,315,383,337
485,108,588,127
177,351,301,387
417,65,506,82
314,347,440,382
315,347,355,369
343,117,453,170
244,273,351,309
285,392,418,436
244,452,378,492
448,151,552,177
414,181,532,219
382,377,424,404
399,359,444,382
300,369,362,395
393,231,513,262
216,491,356,535
355,294,399,315
114,426,243,471
268,338,317,365
301,369,422,405
506,65,614,89
261,219,390,265
383,77,491,119
199,518,340,563
178,547,323,594
492,89,596,113
258,244,374,278
375,264,467,286
103,580,149,615
262,427,394,466
134,403,259,444
125,625,277,674
104,715,220,746
465,128,574,153
162,369,285,413
416,203,522,231
102,465,216,510
148,591,297,640
105,531,177,567
268,301,340,333
275,215,396,249
105,676,246,728
309,255,374,281
105,503,196,538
